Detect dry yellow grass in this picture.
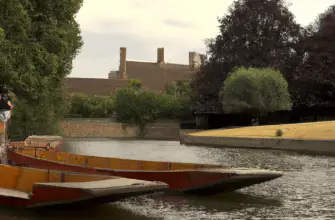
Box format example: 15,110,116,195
190,121,335,140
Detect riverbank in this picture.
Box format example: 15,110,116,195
181,121,335,155
61,118,180,140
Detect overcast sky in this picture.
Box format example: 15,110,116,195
70,0,334,78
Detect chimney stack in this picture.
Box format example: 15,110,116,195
189,51,204,70
189,52,195,70
157,48,164,63
119,47,127,79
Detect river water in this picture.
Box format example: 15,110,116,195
3,139,335,219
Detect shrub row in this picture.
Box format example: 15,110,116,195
66,87,193,129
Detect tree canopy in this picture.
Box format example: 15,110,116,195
113,88,164,131
191,0,303,113
220,68,292,115
0,0,83,137
113,84,193,132
292,5,335,106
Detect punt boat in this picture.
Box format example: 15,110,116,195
7,147,283,195
0,164,167,208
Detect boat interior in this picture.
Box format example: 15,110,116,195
8,136,62,148
0,122,4,134
13,148,224,171
0,164,111,199
8,141,53,148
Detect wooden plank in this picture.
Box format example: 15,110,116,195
109,158,140,170
16,167,48,193
139,161,169,171
69,154,87,166
64,173,109,183
43,151,58,161
56,152,70,163
87,156,109,168
20,149,35,157
0,165,20,189
0,188,29,199
169,162,197,170
48,171,61,182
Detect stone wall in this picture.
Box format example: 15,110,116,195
61,118,180,140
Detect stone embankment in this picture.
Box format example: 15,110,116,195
61,118,180,140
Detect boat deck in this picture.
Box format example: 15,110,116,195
37,178,163,189
0,188,30,199
197,168,283,176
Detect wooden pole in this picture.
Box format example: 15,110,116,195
0,122,7,164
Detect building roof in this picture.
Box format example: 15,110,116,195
64,78,128,96
65,61,195,96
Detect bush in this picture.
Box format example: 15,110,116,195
66,84,193,130
113,87,193,131
164,81,193,119
276,129,284,137
128,78,142,89
220,67,292,116
67,93,114,118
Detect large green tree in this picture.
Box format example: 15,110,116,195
191,0,302,113
113,88,163,132
220,68,292,115
292,5,335,106
0,0,83,137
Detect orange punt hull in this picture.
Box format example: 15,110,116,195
0,164,167,208
7,148,283,195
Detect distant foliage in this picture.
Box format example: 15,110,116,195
128,78,142,89
191,0,303,113
220,68,292,115
165,81,191,97
112,85,193,131
292,5,335,106
67,93,114,118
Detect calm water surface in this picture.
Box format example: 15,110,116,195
3,139,335,219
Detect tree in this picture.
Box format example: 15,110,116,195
292,5,335,106
220,68,292,116
0,0,83,137
113,86,192,133
191,0,302,113
113,88,162,132
165,81,191,97
128,78,142,89
165,81,194,119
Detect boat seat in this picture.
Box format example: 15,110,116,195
0,187,30,199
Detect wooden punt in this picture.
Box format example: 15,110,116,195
0,164,167,208
7,147,283,195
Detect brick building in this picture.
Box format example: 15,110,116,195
64,47,205,96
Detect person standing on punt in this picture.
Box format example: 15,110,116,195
0,85,14,164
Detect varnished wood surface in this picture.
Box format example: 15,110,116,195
15,148,224,171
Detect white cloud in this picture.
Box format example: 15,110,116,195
71,0,334,78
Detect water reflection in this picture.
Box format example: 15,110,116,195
0,204,152,220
